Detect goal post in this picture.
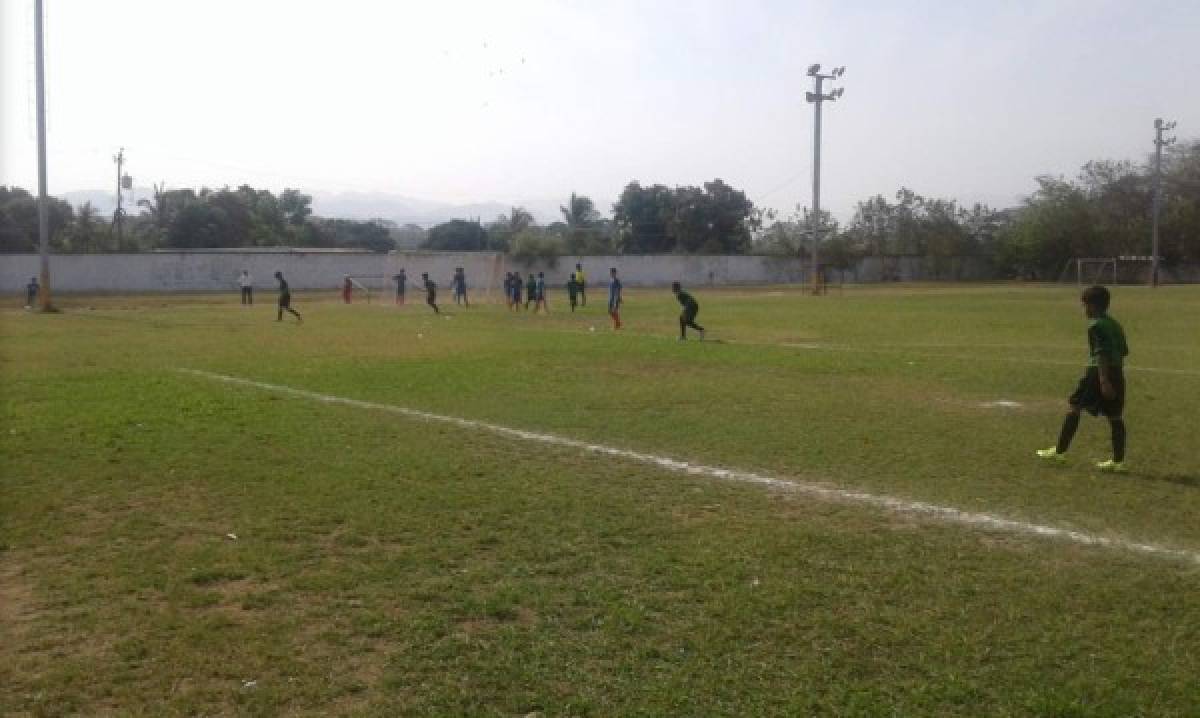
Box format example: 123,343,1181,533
343,274,383,304
1061,256,1162,286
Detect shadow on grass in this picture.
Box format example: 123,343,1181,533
1130,471,1200,489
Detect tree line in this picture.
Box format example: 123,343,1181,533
0,185,397,254
3,138,1197,277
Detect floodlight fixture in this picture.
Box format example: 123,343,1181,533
832,87,845,99
807,63,821,76
833,66,846,77
805,92,817,102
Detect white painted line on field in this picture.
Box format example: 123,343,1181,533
180,368,1200,566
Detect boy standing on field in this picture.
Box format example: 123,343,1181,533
574,263,587,306
525,273,537,311
25,276,39,308
1037,285,1129,471
534,272,548,313
566,274,579,312
274,271,302,322
608,267,622,329
672,281,705,341
393,269,407,305
238,270,253,305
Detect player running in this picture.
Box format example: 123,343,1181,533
672,281,705,341
422,272,439,314
274,271,302,322
608,267,622,330
1036,285,1129,471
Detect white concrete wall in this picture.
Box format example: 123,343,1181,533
1,251,809,294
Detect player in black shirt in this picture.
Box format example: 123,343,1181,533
274,271,302,322
422,272,439,314
672,281,704,341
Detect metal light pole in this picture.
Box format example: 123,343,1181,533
805,64,844,295
113,147,126,244
34,0,52,311
1151,117,1176,288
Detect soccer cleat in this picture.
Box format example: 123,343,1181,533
1095,459,1127,473
1035,447,1066,463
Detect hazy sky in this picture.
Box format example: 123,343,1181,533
2,0,1197,221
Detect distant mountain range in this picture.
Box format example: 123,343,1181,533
59,189,579,227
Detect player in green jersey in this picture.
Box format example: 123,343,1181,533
1037,285,1129,471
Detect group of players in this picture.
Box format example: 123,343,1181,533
261,263,705,340
257,267,1127,470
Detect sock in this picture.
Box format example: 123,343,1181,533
1110,419,1126,462
1056,412,1080,454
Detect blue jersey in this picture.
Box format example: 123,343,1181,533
608,278,622,308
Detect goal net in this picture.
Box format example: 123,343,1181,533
1058,256,1161,286
342,275,383,304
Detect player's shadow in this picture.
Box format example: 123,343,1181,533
1131,471,1200,489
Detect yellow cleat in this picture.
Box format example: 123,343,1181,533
1036,447,1066,463
1095,459,1127,473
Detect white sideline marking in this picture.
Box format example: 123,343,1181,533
180,368,1200,566
980,400,1024,409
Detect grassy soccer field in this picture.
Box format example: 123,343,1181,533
3,283,1199,717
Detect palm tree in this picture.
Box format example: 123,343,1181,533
560,192,599,229
561,193,604,254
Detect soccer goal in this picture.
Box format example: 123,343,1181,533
343,275,384,304
1060,256,1160,286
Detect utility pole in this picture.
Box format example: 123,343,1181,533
113,147,126,245
34,0,52,311
1151,117,1176,288
805,64,845,295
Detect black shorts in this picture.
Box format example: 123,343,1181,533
1069,366,1125,417
278,293,291,308
682,306,698,323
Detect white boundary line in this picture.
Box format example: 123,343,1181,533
180,368,1200,566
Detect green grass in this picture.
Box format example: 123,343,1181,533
2,284,1199,716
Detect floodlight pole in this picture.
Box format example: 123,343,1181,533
805,64,844,295
811,76,823,293
114,147,126,244
1150,117,1176,288
34,0,52,311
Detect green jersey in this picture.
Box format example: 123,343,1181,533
1087,314,1128,367
676,291,698,312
